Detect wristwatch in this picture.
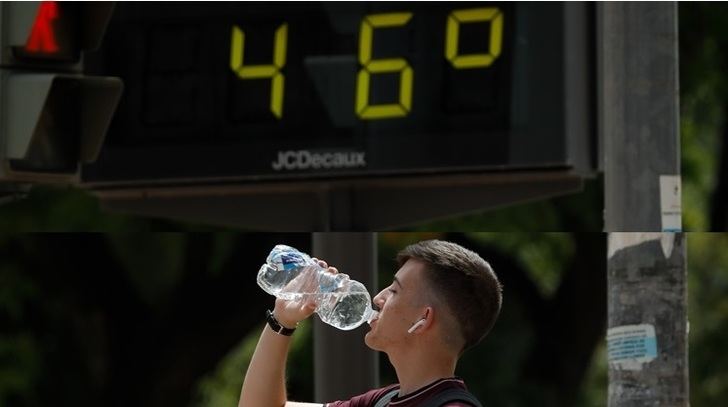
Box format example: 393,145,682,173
266,310,297,336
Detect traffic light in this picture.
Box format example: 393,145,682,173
0,1,122,183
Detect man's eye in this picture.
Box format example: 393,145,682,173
388,288,397,294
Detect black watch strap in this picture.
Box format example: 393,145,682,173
266,310,296,336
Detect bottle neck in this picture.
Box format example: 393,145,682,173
365,307,379,324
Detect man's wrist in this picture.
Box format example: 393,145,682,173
266,310,297,336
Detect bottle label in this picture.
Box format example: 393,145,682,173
280,253,302,270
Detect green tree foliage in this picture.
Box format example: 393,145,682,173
679,3,728,231
0,233,311,407
687,233,728,405
192,321,314,407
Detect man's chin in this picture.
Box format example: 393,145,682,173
363,333,381,351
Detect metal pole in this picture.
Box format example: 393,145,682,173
312,232,379,403
601,2,688,406
601,1,682,231
606,233,688,406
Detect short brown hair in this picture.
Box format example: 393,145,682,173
397,240,502,353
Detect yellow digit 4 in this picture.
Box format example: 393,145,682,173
356,12,413,120
446,8,503,69
230,23,288,118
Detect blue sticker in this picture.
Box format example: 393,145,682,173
607,324,658,370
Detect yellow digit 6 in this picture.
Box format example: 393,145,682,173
446,8,503,69
356,12,413,120
230,23,288,119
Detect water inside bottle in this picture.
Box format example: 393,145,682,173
317,290,373,330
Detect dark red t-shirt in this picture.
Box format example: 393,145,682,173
325,377,474,407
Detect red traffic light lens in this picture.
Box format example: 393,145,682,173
14,1,79,63
25,1,60,54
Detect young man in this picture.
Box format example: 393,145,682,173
239,239,502,407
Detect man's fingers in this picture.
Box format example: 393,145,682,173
312,257,328,268
311,257,336,272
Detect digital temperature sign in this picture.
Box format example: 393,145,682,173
82,2,593,187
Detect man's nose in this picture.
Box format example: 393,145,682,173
372,290,386,308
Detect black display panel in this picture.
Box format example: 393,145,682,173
83,2,584,185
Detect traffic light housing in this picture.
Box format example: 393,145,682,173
0,1,122,183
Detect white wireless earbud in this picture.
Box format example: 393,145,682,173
407,318,427,334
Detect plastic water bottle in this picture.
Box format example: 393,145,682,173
257,244,379,330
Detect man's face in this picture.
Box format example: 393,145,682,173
364,258,430,352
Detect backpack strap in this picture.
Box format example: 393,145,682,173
372,387,399,407
422,388,483,407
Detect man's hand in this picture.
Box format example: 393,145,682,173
272,259,339,329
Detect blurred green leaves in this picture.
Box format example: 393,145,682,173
0,334,41,405
469,232,574,297
679,3,728,231
108,234,187,308
687,233,728,405
0,264,37,322
191,321,314,407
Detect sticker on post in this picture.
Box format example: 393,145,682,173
660,175,682,232
607,324,658,370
